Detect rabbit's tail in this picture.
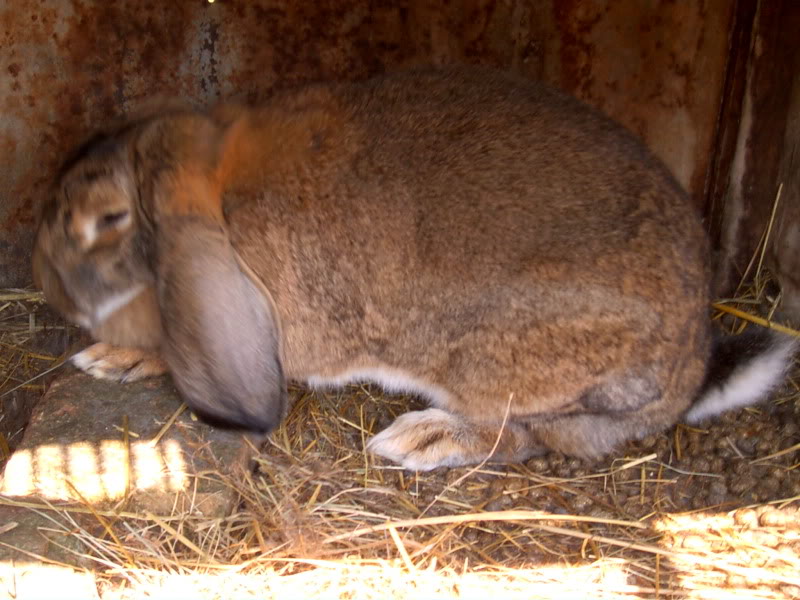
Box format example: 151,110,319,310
684,328,797,424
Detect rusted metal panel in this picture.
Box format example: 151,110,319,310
1,0,733,287
704,0,759,259
545,1,735,209
769,53,800,320
712,0,800,301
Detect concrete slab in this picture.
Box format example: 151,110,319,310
0,370,258,569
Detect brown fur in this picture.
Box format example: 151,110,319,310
35,66,717,469
71,342,168,382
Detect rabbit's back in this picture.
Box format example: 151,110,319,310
344,67,703,269
226,66,711,430
228,66,709,317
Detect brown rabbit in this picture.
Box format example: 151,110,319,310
33,66,796,470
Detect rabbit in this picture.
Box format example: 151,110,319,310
33,66,797,471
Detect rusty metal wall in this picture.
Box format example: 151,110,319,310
709,0,800,316
1,0,733,287
772,74,800,319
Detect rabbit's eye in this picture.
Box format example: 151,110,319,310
99,210,130,229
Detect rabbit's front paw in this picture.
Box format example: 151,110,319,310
367,408,484,471
71,343,168,382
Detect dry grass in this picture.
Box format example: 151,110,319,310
0,290,49,392
0,288,74,461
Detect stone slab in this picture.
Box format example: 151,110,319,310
0,370,258,568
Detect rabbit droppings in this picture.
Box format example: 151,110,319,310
33,66,796,470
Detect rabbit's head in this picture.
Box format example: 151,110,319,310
33,129,152,333
34,111,287,432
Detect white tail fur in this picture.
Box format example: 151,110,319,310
685,333,797,424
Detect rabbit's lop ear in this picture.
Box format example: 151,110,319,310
156,215,287,433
